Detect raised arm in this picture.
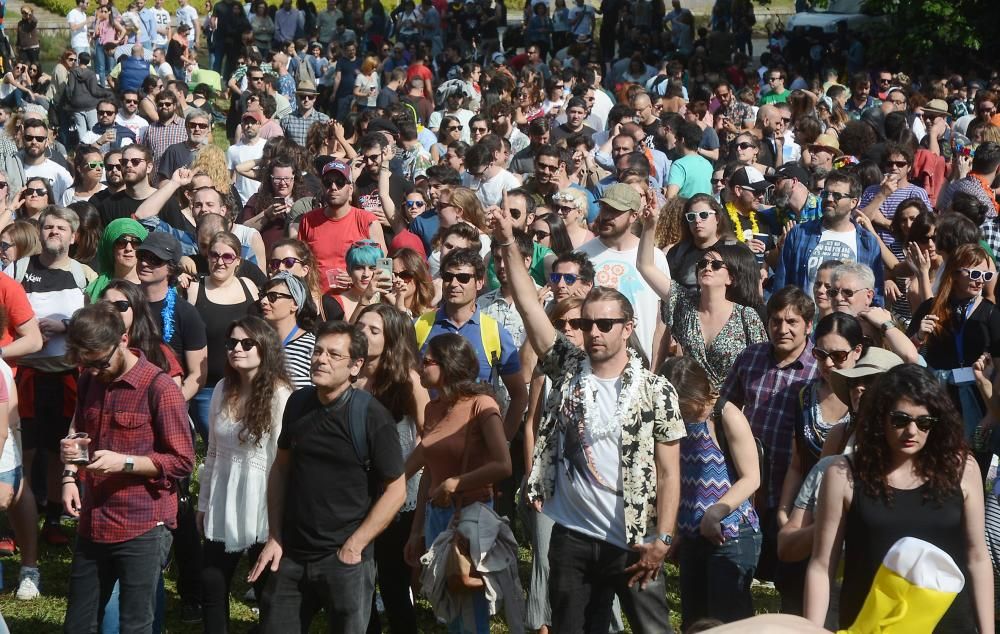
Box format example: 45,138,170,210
136,167,192,219
637,197,671,301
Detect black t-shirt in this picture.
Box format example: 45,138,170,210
321,294,346,323
149,290,208,372
354,169,413,212
95,190,183,228
277,387,403,561
667,239,717,291
157,142,195,182
907,298,1000,370
550,123,596,144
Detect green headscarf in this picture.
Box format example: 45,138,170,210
85,218,149,302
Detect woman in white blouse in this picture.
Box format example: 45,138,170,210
196,315,292,632
353,56,380,112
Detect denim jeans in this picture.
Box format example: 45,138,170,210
73,109,98,135
676,523,762,628
64,524,173,634
94,45,113,85
425,503,491,634
189,385,213,444
259,549,376,634
548,524,674,634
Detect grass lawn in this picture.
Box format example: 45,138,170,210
0,518,781,632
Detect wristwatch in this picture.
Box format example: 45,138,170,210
880,320,897,334
61,469,78,480
123,456,135,473
656,532,673,546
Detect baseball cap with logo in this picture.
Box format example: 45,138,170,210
321,160,351,180
730,165,770,192
599,183,642,212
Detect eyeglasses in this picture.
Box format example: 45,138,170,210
24,187,46,198
572,317,629,333
80,347,118,370
261,291,294,303
405,200,425,208
123,157,146,166
736,142,756,150
188,121,210,130
86,161,104,170
696,258,726,271
441,271,475,284
224,337,258,352
889,99,906,106
271,175,294,183
532,229,550,241
820,190,854,202
114,236,141,249
549,272,579,285
888,410,937,432
686,210,716,223
959,268,996,282
24,134,46,143
885,160,909,168
269,256,303,270
393,270,414,281
208,251,237,264
97,109,116,116
828,287,870,299
106,299,131,313
812,348,852,364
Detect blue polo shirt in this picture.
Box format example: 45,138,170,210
418,307,521,382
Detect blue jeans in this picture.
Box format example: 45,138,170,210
189,385,214,444
94,45,113,85
0,88,29,110
677,523,761,628
425,503,491,634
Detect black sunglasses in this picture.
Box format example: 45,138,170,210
269,256,303,270
696,258,726,271
23,134,46,143
80,347,117,370
393,270,415,281
570,317,628,333
812,348,851,364
532,229,550,241
114,236,141,248
106,299,131,313
225,337,258,352
261,291,295,303
888,410,937,432
821,190,854,202
441,271,475,284
553,318,583,331
24,187,47,197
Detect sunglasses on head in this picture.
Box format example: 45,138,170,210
441,271,475,284
269,256,303,270
549,272,579,285
812,347,852,364
572,317,628,333
888,410,937,432
686,210,716,223
225,337,258,352
209,251,237,264
959,268,995,282
106,299,131,313
696,258,726,271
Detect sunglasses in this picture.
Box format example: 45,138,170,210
24,134,46,143
828,287,869,299
86,161,104,170
552,318,582,330
393,269,414,281
123,98,139,104
269,256,303,270
812,348,852,364
914,234,935,244
0,241,12,251
138,252,167,266
261,291,294,303
97,110,116,116
123,157,146,166
24,187,46,197
888,410,937,432
445,125,462,131
225,337,258,352
188,122,210,130
323,176,348,189
114,236,141,248
156,101,175,107
209,251,237,264
441,271,475,284
80,347,118,371
696,258,726,271
106,299,131,313
0,182,8,190
820,190,854,202
532,229,550,241
249,76,264,81
686,211,716,223
959,268,996,282
570,317,629,333
885,160,909,168
405,200,425,208
736,142,755,150
422,357,439,367
549,272,579,285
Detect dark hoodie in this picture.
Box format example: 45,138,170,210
64,65,114,111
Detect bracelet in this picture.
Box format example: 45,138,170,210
62,479,77,486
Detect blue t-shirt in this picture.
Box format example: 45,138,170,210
409,209,439,254
666,153,713,198
418,307,521,382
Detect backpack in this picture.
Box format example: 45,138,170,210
290,385,376,474
414,310,502,385
11,256,88,290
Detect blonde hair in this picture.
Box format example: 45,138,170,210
191,145,232,191
552,188,589,227
361,56,379,76
448,187,488,231
655,197,685,250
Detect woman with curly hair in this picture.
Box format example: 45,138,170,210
804,364,990,632
197,315,292,632
240,155,314,251
386,247,435,318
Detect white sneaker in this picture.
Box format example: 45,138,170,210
15,568,40,600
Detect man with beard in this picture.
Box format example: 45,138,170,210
755,104,786,169
8,206,96,552
82,99,136,152
115,90,149,141
143,90,186,176
771,163,821,224
352,133,413,234
21,119,73,203
298,160,385,292
280,80,330,147
226,110,267,207
93,144,183,227
89,150,126,208
156,109,211,183
773,170,884,303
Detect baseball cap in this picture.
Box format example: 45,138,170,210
321,160,351,180
599,183,642,212
774,163,812,189
137,232,181,264
241,110,265,124
730,165,769,192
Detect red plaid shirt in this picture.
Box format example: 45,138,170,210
75,352,194,544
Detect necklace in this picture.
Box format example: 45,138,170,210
725,201,759,241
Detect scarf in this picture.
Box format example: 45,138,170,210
85,218,149,302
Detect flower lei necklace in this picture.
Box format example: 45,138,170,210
162,286,177,343
725,201,759,242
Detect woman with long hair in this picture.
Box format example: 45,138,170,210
249,0,275,56
16,176,55,222
139,75,164,122
63,145,106,205
403,333,512,633
0,219,40,268
85,218,147,301
550,188,594,250
907,244,1000,449
529,212,573,258
385,247,435,318
659,356,761,628
100,278,182,381
639,207,766,388
68,201,102,270
240,155,313,251
355,303,429,634
804,365,990,632
268,238,345,323
258,272,318,389
727,132,772,177
428,188,491,276
197,316,291,632
900,210,941,314
885,197,931,327
666,193,737,291
432,115,463,164
185,231,260,441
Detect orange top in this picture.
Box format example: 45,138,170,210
422,393,502,506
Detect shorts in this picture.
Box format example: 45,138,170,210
0,466,22,493
19,372,76,453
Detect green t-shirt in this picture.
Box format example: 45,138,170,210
759,89,791,105
486,241,553,290
666,153,714,199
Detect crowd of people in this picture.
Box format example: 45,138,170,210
0,0,998,632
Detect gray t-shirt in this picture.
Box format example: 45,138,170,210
794,454,840,513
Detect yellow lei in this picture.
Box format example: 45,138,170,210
725,202,760,242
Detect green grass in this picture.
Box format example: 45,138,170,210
0,520,781,632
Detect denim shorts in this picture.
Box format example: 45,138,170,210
0,465,22,492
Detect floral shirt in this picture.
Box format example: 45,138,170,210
526,333,686,546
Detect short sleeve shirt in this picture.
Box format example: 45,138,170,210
418,307,521,382
297,206,378,292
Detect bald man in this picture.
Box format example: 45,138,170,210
756,104,785,168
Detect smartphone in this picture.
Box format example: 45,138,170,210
376,257,393,280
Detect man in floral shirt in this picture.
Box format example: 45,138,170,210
491,204,685,633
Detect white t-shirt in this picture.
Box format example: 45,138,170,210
544,373,628,549
463,168,520,208
575,238,669,360
227,139,266,207
117,112,150,142
0,359,20,473
807,227,858,296
155,61,175,80
176,5,199,45
25,160,73,204
68,9,89,50
151,8,171,46
427,108,474,141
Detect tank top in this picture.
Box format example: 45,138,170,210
195,277,255,385
796,380,849,475
841,460,975,632
678,419,760,540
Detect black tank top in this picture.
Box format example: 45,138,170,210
195,277,256,385
840,460,975,633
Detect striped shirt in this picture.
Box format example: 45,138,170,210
858,183,931,248
284,331,315,389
